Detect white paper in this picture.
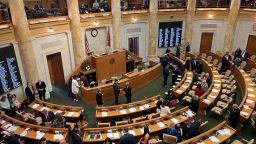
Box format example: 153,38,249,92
139,106,145,110
171,118,179,124
157,122,165,128
212,89,219,93
186,110,194,117
0,120,6,124
214,84,220,87
209,95,216,99
129,108,136,112
128,130,136,136
4,123,12,129
248,83,255,86
248,93,255,98
7,126,14,132
240,111,249,116
107,133,113,138
209,136,219,142
186,80,192,83
243,105,250,109
20,130,28,137
182,85,188,89
32,104,39,109
177,78,182,81
203,99,210,103
178,75,182,78
113,132,119,139
144,104,149,108
102,112,108,117
175,89,182,93
54,134,64,140
248,88,254,92
67,112,74,116
120,110,127,114
36,131,45,140
246,99,253,104
54,110,62,114
214,80,221,83
9,126,19,132
223,129,231,135
187,77,192,80
140,128,144,134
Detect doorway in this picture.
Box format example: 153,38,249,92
200,32,214,52
246,35,256,56
47,52,65,85
128,37,139,56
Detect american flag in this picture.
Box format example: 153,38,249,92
107,26,111,47
85,32,92,54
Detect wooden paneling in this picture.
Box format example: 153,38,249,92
246,35,256,56
200,32,213,52
0,27,15,43
91,50,126,81
47,52,65,85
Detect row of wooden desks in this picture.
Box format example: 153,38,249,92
83,106,195,143
179,121,236,144
28,99,83,120
96,95,160,121
0,113,68,143
174,71,194,97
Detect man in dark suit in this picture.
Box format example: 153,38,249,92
241,50,250,61
113,79,121,105
118,127,136,144
163,65,170,87
234,48,242,60
221,52,231,73
172,66,180,85
41,109,55,126
191,57,198,71
71,128,83,144
36,80,46,101
96,89,103,106
185,42,191,52
123,82,132,103
228,104,240,129
25,83,36,103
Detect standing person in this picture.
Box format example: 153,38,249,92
138,126,150,144
96,89,103,106
191,56,198,71
163,64,170,87
228,104,241,129
118,127,136,144
166,48,170,54
68,76,74,98
241,50,250,61
184,57,191,70
185,42,190,52
80,73,89,87
113,79,121,105
176,44,180,57
172,66,180,85
190,95,199,113
71,128,83,144
36,80,47,101
123,82,132,103
234,48,242,60
25,83,36,103
72,76,80,101
221,52,231,73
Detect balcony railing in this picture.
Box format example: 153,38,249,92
240,0,256,9
158,0,187,9
121,0,149,11
79,0,111,14
196,0,231,8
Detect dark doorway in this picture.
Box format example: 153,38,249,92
200,32,214,52
128,37,139,56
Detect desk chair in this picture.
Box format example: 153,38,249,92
212,59,219,67
149,113,160,119
239,61,247,70
206,56,212,63
132,116,147,123
162,133,177,144
201,53,207,59
250,55,256,61
231,139,255,144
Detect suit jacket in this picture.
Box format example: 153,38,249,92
191,59,198,71
25,86,35,102
41,112,55,123
113,82,120,94
118,133,136,144
123,85,132,97
71,131,83,144
184,60,191,70
96,92,103,105
234,49,242,59
241,51,249,60
222,55,231,65
36,81,46,92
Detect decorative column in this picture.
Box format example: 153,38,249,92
111,0,121,50
148,0,158,61
9,0,39,83
68,0,85,67
185,0,196,44
223,0,241,52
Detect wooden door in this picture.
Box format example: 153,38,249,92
200,32,214,52
47,52,65,85
246,35,256,56
128,37,139,56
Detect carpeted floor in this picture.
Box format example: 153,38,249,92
48,74,256,141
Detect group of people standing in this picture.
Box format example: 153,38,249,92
25,80,47,103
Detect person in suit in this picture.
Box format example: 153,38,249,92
191,57,198,71
187,117,201,138
204,73,211,86
176,44,181,57
96,89,103,106
185,42,190,52
234,48,242,60
71,128,83,144
163,64,170,87
123,82,132,103
184,57,191,70
241,50,250,61
196,61,203,74
80,73,89,87
172,66,180,85
25,83,36,103
113,79,121,105
36,80,46,101
190,95,199,113
41,109,55,126
221,52,231,73
166,124,180,137
228,104,240,129
118,127,136,144
166,48,171,54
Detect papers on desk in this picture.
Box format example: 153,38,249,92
67,112,74,117
243,105,250,109
248,83,255,86
246,78,251,81
196,142,205,144
212,89,219,93
186,80,192,83
203,99,210,104
248,93,255,98
40,107,50,112
54,134,64,140
177,78,182,81
171,118,179,124
186,110,194,117
120,110,127,114
182,85,188,89
140,128,144,134
157,122,165,128
107,132,119,139
32,104,39,109
102,112,108,117
139,106,145,110
9,126,20,132
4,123,12,129
246,99,254,104
129,107,136,112
214,75,220,77
217,129,231,135
36,131,45,140
209,136,220,143
240,111,249,116
214,80,221,83
129,130,136,136
247,88,254,92
175,89,182,94
187,77,192,80
54,110,62,114
0,120,6,124
209,95,216,99
20,130,28,137
214,84,220,87
178,75,182,78
143,104,149,108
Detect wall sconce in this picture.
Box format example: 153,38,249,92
94,21,99,26
132,17,137,22
48,28,54,32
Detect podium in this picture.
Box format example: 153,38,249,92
91,50,126,82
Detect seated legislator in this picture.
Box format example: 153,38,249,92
195,84,204,98
0,96,11,116
52,113,66,128
40,109,55,126
118,127,136,144
138,126,150,144
157,100,171,116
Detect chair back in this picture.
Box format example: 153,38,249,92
213,59,218,65
97,122,110,127
150,113,160,119
115,120,128,126
163,133,177,144
206,56,212,63
250,55,256,61
201,53,207,59
199,120,208,131
225,70,231,77
132,116,147,123
240,61,247,69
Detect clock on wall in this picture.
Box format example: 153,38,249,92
91,28,98,37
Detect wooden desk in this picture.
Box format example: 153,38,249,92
0,113,68,143
179,121,236,144
28,99,83,120
173,71,194,97
80,64,161,104
91,50,126,81
96,95,160,122
83,106,195,143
